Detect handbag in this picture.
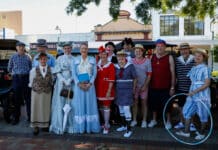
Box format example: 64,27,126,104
60,84,73,99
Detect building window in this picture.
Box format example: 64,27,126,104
160,15,179,36
184,17,204,35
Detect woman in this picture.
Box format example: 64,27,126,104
176,48,211,140
115,50,137,138
105,41,118,64
71,43,100,133
50,42,74,134
131,44,152,128
96,46,115,134
29,53,53,135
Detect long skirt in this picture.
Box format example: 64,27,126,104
30,91,51,128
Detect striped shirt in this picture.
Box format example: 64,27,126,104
8,53,32,75
175,55,195,92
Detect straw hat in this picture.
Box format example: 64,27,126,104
116,50,127,56
193,48,208,58
134,44,144,50
177,43,192,50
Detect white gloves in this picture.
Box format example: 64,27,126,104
57,73,73,86
64,78,72,86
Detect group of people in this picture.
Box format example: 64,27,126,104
7,37,211,140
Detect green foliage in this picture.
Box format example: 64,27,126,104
66,0,218,24
214,46,218,62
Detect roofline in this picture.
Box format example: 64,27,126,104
96,38,152,41
94,16,150,30
95,30,151,34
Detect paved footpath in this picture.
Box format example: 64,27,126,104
0,107,218,150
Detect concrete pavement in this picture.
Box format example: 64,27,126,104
0,107,218,150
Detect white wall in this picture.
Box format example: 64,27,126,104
151,10,212,41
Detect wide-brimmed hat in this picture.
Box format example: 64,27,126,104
62,42,72,47
16,41,25,47
193,48,208,58
38,53,48,59
134,44,144,50
36,39,47,47
177,43,192,50
116,50,128,56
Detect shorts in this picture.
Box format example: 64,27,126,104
134,86,148,100
149,89,171,113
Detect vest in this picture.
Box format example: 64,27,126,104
32,67,52,93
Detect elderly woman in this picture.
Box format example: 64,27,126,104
115,50,137,138
49,42,74,134
29,53,53,135
71,43,100,133
96,46,115,134
176,48,211,140
130,44,152,128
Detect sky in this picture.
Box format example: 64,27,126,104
0,0,139,35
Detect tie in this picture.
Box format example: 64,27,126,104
119,68,124,78
43,67,45,73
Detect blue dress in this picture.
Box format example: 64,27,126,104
49,54,74,134
71,56,100,133
115,62,137,106
183,63,211,122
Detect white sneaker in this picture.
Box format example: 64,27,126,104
130,120,137,127
148,120,157,128
174,122,184,129
195,134,205,140
103,126,109,134
195,131,205,140
116,126,127,132
123,131,132,138
176,131,190,137
141,121,147,128
190,123,196,132
165,121,172,129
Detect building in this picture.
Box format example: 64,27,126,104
94,10,152,41
0,11,22,35
151,9,218,69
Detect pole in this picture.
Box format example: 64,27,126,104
3,27,5,39
212,31,214,71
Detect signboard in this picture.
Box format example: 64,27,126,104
30,41,88,57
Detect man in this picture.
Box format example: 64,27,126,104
148,39,176,129
32,39,55,67
8,41,32,125
174,43,196,131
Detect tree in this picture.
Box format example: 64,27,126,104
66,0,218,24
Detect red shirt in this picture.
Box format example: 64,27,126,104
151,54,171,89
